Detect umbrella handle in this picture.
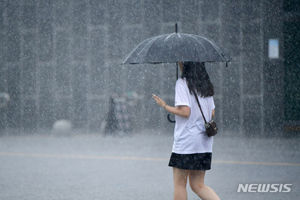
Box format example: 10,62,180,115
167,114,176,123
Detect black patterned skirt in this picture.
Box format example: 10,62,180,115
168,152,212,170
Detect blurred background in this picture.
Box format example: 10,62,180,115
0,0,299,136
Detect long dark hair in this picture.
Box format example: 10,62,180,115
180,62,214,97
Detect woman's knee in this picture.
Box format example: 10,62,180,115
189,170,205,192
190,181,205,193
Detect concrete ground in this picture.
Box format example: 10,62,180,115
0,129,299,200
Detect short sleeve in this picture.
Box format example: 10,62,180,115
211,96,215,110
175,79,191,107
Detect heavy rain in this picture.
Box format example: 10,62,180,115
0,0,299,200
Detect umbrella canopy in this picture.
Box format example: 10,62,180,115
122,32,231,65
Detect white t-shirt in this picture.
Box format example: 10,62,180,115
172,77,215,154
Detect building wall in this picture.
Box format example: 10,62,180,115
263,0,285,135
0,0,283,135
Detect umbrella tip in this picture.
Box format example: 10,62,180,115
175,23,178,33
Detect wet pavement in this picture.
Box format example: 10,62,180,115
0,129,299,200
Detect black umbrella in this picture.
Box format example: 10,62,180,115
122,23,231,122
123,24,230,66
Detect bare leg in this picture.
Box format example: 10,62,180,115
188,170,221,200
173,167,189,200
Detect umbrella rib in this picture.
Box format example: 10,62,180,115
123,41,144,63
164,32,176,42
190,34,227,61
188,34,209,60
123,38,153,63
123,34,167,63
142,35,168,63
137,35,163,57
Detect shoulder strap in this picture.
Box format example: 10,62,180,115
191,88,207,124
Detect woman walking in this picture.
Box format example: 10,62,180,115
152,61,221,200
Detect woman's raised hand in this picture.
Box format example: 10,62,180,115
152,94,167,108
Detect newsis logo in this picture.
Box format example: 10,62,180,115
237,183,292,193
